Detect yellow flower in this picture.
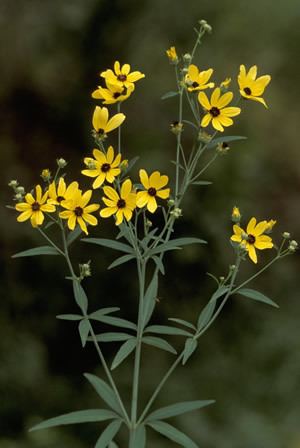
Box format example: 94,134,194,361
92,106,125,138
198,87,241,132
92,82,134,105
238,65,271,108
166,46,178,64
231,206,241,223
48,178,79,205
82,146,121,189
101,61,145,90
15,184,56,227
231,217,274,264
100,179,136,225
59,190,100,235
136,169,170,213
185,64,214,92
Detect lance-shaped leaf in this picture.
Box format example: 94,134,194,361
56,314,83,321
151,255,165,275
111,338,137,370
207,135,247,149
84,373,122,415
197,286,230,331
91,332,132,343
66,226,82,246
89,308,120,320
168,318,196,331
191,180,212,186
92,315,137,331
145,325,192,337
148,421,198,448
129,425,146,448
108,443,118,448
79,319,91,347
29,409,118,432
108,254,135,270
82,238,134,254
146,400,215,422
12,246,60,258
237,288,279,308
95,420,122,448
142,273,158,328
142,336,177,354
147,237,206,257
182,338,198,365
73,281,88,313
161,91,179,100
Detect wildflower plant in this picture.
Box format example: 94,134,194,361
9,20,297,448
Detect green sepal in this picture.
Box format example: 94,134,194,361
142,336,177,354
148,420,198,448
29,409,118,432
111,338,137,370
237,288,279,308
95,420,122,448
84,373,122,415
145,325,192,337
108,254,135,270
12,246,60,258
146,399,215,422
79,319,91,347
82,238,134,254
182,338,198,365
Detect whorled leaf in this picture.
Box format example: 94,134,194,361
95,420,122,448
84,373,123,415
146,400,215,422
111,338,137,370
82,238,134,254
148,420,198,448
237,288,279,308
12,246,60,258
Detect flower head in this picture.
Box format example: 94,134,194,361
82,146,121,189
166,46,178,64
100,179,136,225
198,87,241,132
185,64,214,92
238,65,271,108
136,169,170,213
220,77,231,89
231,206,241,223
15,185,56,227
231,217,274,263
92,82,134,105
101,61,145,90
59,189,100,235
92,106,125,138
48,178,79,206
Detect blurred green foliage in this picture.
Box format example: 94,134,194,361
1,0,300,447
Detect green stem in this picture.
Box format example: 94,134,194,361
37,227,64,256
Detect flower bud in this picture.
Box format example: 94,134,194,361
198,130,212,143
79,261,91,278
14,193,23,202
170,207,182,218
57,158,67,168
288,240,298,253
199,19,207,26
216,142,230,154
41,169,51,182
16,186,25,195
170,121,183,135
166,46,178,64
282,232,290,239
167,199,175,207
231,206,241,223
183,53,192,63
146,219,152,228
8,180,18,188
87,160,97,170
120,159,128,171
229,264,236,271
203,23,212,33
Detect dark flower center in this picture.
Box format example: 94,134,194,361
117,199,126,209
248,234,256,244
74,206,83,217
222,142,229,149
148,187,157,196
244,87,252,95
97,128,105,135
113,92,121,99
101,163,111,172
210,107,220,117
118,74,127,82
32,201,40,211
192,81,199,88
57,195,64,203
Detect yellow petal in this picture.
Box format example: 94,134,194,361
78,217,88,235
15,202,31,211
156,188,170,199
83,213,98,226
100,207,118,218
210,88,221,107
103,186,119,201
121,179,132,199
84,204,100,213
248,244,257,263
147,197,157,213
17,210,32,222
198,91,211,110
105,113,126,133
136,191,148,208
93,173,106,189
211,117,224,132
68,214,77,230
106,146,114,164
217,91,233,109
201,113,212,127
247,217,257,234
80,190,92,208
218,115,233,127
248,65,257,80
115,209,124,225
222,107,241,117
93,149,106,163
139,169,149,189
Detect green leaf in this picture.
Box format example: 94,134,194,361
89,308,120,320
82,238,134,254
237,288,279,308
111,338,137,370
108,254,135,270
161,90,179,100
147,237,206,257
108,443,118,448
116,223,132,244
79,319,91,347
67,226,82,246
146,400,215,422
182,338,198,365
168,318,196,331
92,315,137,331
207,135,247,148
148,421,198,448
142,273,158,328
91,332,132,343
191,180,212,186
56,314,83,321
84,373,122,414
129,425,146,448
73,281,88,313
145,325,192,337
151,255,165,275
197,286,230,331
30,409,118,432
142,336,177,354
12,246,60,258
95,420,122,448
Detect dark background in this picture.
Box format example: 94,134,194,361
1,1,300,447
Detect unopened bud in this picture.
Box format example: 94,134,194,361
231,206,241,223
229,264,236,271
282,232,290,239
14,193,23,202
87,160,96,170
198,130,212,143
79,261,91,278
16,186,25,194
146,219,152,228
8,180,18,188
57,158,67,168
219,276,225,282
41,169,51,181
120,159,128,171
170,121,183,135
288,240,298,253
199,19,207,26
168,199,175,207
203,23,212,33
183,53,192,63
170,207,182,219
216,142,230,154
166,46,178,64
